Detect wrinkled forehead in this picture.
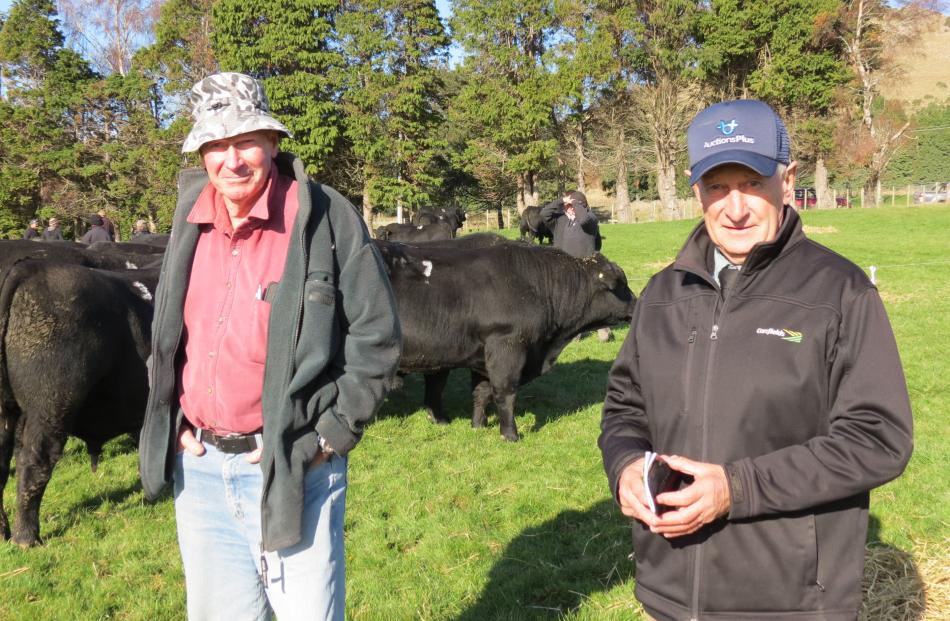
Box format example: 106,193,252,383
699,162,769,184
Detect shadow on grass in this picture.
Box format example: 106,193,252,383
43,480,142,540
454,499,636,621
378,358,614,434
454,511,927,620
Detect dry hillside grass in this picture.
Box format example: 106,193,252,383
880,12,950,107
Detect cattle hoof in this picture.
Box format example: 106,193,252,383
597,328,614,342
471,417,486,428
426,413,449,425
12,533,40,548
501,430,520,442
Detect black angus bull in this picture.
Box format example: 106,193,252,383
375,221,454,242
0,260,157,546
375,239,635,441
413,206,466,235
0,239,163,271
519,205,553,244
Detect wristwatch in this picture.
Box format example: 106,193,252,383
317,435,335,455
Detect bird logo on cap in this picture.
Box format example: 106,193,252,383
718,119,738,136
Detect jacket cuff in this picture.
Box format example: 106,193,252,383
315,408,359,456
724,459,753,520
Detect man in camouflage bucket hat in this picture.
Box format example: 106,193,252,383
140,72,401,620
182,72,293,153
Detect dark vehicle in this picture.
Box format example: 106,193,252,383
794,188,817,209
795,187,849,209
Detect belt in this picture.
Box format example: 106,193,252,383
195,428,262,454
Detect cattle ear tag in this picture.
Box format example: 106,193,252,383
598,273,604,279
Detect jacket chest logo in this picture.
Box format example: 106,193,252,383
756,327,803,344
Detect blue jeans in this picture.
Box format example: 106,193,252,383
173,444,347,621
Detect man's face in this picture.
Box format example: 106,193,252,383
200,130,278,213
692,162,796,265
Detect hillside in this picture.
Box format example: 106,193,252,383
880,12,950,108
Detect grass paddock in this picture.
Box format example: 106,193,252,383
1,205,948,620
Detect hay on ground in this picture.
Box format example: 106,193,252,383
861,540,950,620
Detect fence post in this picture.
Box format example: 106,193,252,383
891,187,895,207
907,185,911,206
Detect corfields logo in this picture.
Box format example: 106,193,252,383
718,119,738,135
756,328,803,343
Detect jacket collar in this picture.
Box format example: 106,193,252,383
673,205,805,283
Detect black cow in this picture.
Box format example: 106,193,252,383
413,207,466,235
519,205,553,245
375,221,454,242
0,260,157,546
374,239,635,441
0,239,158,272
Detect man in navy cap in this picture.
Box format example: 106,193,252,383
599,100,912,620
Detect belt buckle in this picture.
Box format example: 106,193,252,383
217,434,247,453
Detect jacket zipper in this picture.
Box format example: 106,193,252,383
260,178,310,552
691,281,734,619
683,328,697,414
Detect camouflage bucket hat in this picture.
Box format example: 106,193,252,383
182,72,293,153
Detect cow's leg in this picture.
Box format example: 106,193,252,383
470,373,492,428
0,411,18,540
423,371,450,425
485,342,526,442
12,416,67,547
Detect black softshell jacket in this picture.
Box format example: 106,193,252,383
599,207,913,620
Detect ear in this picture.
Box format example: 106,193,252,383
782,161,798,205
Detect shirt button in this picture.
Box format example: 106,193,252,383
226,282,232,289
218,316,224,323
208,351,215,358
231,249,239,256
207,387,213,394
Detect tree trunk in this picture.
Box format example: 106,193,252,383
527,171,539,206
615,155,631,223
516,173,526,212
362,181,374,228
656,157,679,215
814,158,832,209
576,135,586,193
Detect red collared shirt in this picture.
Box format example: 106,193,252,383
178,166,299,434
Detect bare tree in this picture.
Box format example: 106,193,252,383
58,0,162,76
636,78,701,216
587,90,654,223
839,0,941,204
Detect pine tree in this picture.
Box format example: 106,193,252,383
0,0,101,236
339,0,450,224
449,0,561,215
211,0,345,176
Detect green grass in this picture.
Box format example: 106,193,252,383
2,205,948,619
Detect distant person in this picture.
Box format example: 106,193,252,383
132,219,149,237
540,190,610,341
41,217,64,241
80,214,111,244
98,209,117,241
23,219,40,240
540,190,600,258
599,99,913,621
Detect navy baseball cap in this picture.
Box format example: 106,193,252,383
687,99,790,185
